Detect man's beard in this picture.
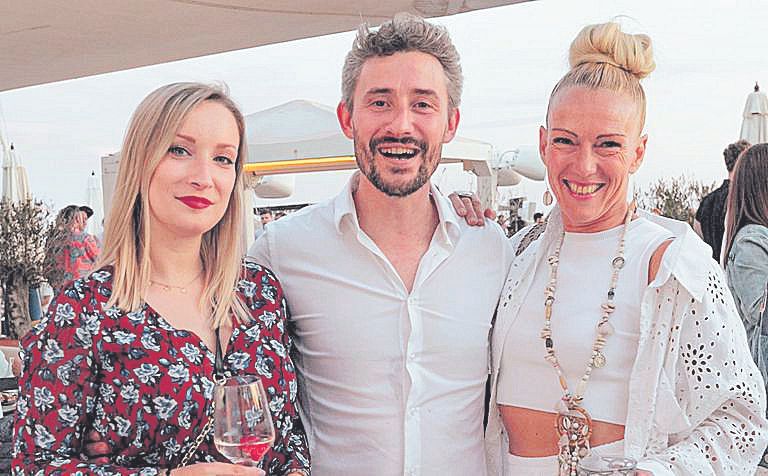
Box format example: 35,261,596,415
354,135,440,197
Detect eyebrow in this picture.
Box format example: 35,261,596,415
596,133,626,139
551,129,626,139
175,133,237,150
364,88,392,96
551,128,577,136
414,88,439,98
363,88,439,98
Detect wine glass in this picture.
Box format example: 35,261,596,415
213,375,276,466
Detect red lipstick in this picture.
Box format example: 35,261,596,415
177,196,213,209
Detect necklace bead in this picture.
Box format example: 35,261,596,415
542,203,636,474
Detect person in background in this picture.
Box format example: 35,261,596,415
254,208,273,239
51,203,101,292
478,22,766,475
259,209,274,226
724,143,768,469
37,282,54,315
497,213,509,230
694,139,751,261
78,205,102,244
13,82,309,475
533,212,544,224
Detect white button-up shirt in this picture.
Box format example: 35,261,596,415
248,178,513,475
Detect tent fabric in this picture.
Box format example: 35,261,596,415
1,140,30,202
85,171,104,236
740,87,768,145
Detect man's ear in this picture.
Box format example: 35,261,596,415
337,101,354,140
629,134,648,173
442,108,460,143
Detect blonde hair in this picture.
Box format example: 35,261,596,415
547,22,656,129
98,82,250,328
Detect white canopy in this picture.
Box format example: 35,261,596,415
1,137,31,202
740,83,768,145
1,0,531,93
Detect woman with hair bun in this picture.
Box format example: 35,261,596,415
484,23,768,475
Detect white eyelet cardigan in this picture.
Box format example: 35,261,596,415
485,207,768,475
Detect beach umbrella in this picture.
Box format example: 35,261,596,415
1,136,31,202
85,170,104,235
740,82,768,144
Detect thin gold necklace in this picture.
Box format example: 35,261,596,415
149,270,203,294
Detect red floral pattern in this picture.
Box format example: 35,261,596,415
12,260,309,475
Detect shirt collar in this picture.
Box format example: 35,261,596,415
332,173,361,233
332,172,462,246
638,209,709,301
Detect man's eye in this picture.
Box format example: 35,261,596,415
168,145,190,157
553,137,574,145
414,101,432,109
371,100,387,107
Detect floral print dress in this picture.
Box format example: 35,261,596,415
12,260,310,475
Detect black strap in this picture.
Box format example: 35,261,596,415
214,327,225,379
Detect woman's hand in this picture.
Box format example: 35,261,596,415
84,432,265,475
170,463,265,475
83,430,110,464
448,192,495,226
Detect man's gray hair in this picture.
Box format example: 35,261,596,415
341,12,463,110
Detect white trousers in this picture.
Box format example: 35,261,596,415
502,440,625,476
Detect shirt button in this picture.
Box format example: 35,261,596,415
408,352,416,361
408,406,419,416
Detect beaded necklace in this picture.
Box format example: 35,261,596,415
541,202,636,476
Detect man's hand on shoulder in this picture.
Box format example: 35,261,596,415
448,192,495,226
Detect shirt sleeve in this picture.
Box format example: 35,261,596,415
12,286,157,476
248,229,273,270
728,231,768,333
694,196,708,223
638,262,768,475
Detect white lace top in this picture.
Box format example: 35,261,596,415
485,207,768,476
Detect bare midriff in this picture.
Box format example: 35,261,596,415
499,405,625,457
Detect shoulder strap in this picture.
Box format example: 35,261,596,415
516,222,547,256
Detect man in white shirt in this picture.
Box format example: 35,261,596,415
249,13,513,476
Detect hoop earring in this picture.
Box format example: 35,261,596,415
543,188,553,206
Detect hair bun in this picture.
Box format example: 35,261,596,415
569,22,655,80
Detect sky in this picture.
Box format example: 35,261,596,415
1,0,766,213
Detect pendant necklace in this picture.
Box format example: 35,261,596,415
541,202,635,476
